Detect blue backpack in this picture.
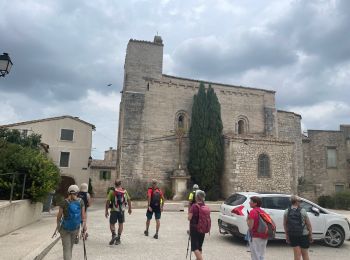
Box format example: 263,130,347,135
62,199,82,231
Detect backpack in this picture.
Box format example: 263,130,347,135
114,189,126,210
256,210,276,239
190,191,196,204
150,188,161,207
196,204,211,234
287,207,304,236
62,199,82,231
78,192,89,209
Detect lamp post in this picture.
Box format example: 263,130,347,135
0,53,13,77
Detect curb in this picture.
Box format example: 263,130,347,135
23,236,60,260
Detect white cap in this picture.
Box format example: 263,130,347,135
68,185,79,194
193,184,199,189
80,183,88,192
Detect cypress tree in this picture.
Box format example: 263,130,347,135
188,83,224,200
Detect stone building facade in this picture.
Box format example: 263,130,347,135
300,125,350,201
89,148,117,198
116,36,303,198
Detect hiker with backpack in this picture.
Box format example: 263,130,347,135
188,184,199,210
187,184,199,234
283,195,313,260
144,179,165,239
188,190,211,260
76,183,92,243
56,185,87,260
247,196,275,260
105,179,132,245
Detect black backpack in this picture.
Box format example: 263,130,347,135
150,188,161,207
78,192,89,209
287,207,304,236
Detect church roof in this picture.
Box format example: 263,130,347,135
162,74,276,94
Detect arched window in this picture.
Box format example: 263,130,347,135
178,115,184,129
175,111,189,131
238,120,245,134
258,154,270,178
237,116,249,135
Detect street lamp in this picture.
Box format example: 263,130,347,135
0,53,13,77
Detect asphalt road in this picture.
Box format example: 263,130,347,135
44,201,350,260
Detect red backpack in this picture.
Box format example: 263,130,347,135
196,204,211,234
256,210,276,239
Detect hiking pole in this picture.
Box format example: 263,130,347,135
186,231,190,259
82,229,87,260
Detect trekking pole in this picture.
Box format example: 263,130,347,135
82,229,87,260
186,230,191,259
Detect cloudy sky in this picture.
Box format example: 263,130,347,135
1,0,349,159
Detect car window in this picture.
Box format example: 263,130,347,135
224,194,246,206
262,197,291,210
300,201,314,213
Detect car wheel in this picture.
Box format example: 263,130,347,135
324,225,345,248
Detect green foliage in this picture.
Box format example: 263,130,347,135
124,178,148,200
318,195,335,208
0,128,41,149
52,193,64,207
163,186,174,200
188,83,224,200
0,138,60,202
88,177,94,196
318,191,350,210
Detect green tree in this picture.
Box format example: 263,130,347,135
188,83,224,200
0,129,60,202
0,128,41,149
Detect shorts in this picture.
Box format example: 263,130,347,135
190,229,205,252
110,211,125,224
146,209,161,220
289,235,310,249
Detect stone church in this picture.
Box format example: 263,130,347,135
116,36,349,201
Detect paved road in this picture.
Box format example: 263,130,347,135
45,203,350,260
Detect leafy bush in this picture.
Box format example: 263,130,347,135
163,186,174,200
124,178,148,200
206,184,221,201
88,178,94,197
318,195,335,208
0,139,60,202
318,191,350,210
334,191,350,210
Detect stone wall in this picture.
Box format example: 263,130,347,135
302,130,349,196
0,200,43,236
222,137,294,197
277,111,303,193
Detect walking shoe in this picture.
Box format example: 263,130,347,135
153,234,158,239
144,230,148,236
74,235,79,244
115,237,121,245
109,235,116,245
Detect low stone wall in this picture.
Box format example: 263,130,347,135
0,200,43,236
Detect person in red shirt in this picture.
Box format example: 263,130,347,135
247,196,269,260
144,179,164,239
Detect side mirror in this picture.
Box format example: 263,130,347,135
311,207,320,216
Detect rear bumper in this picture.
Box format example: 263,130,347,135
218,219,244,237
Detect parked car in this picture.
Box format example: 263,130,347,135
218,192,350,247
